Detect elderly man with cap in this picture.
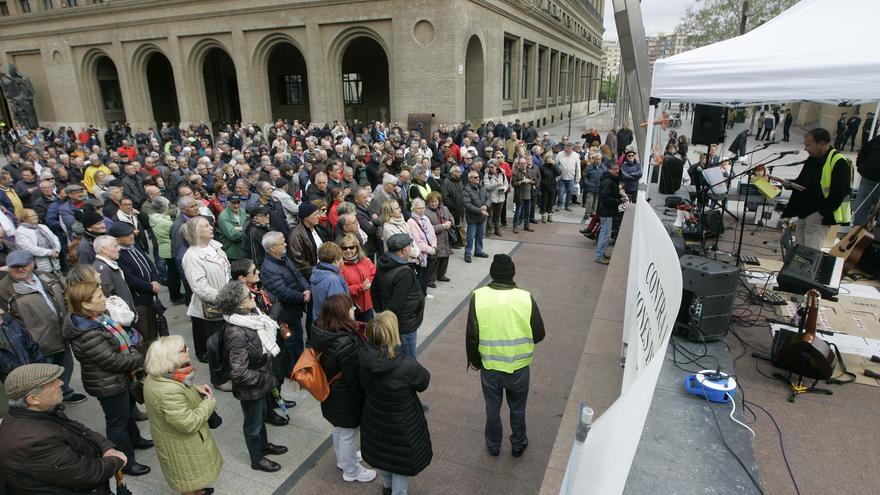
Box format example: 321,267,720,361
59,183,87,238
0,250,87,404
93,234,137,317
241,204,271,267
113,222,160,345
218,194,247,261
466,254,545,457
288,202,325,280
372,233,425,361
75,208,108,265
0,364,128,494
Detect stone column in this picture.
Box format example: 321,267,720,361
168,35,203,129
305,22,331,125
111,41,151,131
230,28,261,126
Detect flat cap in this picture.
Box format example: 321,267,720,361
109,222,134,237
64,184,86,194
387,233,413,253
5,250,34,267
4,363,64,400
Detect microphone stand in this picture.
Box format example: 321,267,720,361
695,142,773,224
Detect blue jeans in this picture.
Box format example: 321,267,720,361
557,179,574,208
854,176,880,226
513,200,532,227
240,396,269,463
45,349,75,398
381,471,409,495
333,426,361,479
280,312,305,378
595,216,613,260
465,220,485,257
480,367,530,451
401,331,418,361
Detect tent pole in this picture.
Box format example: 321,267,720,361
870,100,880,141
641,104,657,200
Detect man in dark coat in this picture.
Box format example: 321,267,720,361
595,162,624,265
241,205,272,267
441,165,465,227
261,230,310,372
0,312,46,381
847,112,862,151
112,223,160,345
371,234,424,360
783,109,793,142
0,364,128,494
461,170,491,263
616,122,634,156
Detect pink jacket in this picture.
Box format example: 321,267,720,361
407,214,436,267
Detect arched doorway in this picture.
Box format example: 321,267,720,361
202,47,241,129
145,52,180,129
340,37,389,123
95,56,126,124
266,42,310,122
465,36,484,124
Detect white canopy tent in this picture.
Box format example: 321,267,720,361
651,0,880,106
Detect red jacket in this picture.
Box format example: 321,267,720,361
341,256,376,312
117,146,136,162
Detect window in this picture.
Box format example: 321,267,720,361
19,0,30,13
42,0,53,9
66,0,78,6
280,74,304,105
537,48,545,97
521,43,531,100
502,38,513,100
0,2,9,16
342,73,363,105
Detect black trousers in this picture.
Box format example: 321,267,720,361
240,396,269,463
98,390,141,462
164,257,181,300
192,317,223,369
428,256,449,283
480,367,530,450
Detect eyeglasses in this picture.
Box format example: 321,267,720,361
341,245,357,251
179,345,189,353
320,207,328,212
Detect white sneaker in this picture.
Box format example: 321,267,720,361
425,294,434,299
343,467,377,483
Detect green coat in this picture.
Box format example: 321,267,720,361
149,212,173,259
218,207,247,260
143,375,223,492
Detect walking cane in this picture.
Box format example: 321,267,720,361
115,471,133,495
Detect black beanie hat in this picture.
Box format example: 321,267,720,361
80,210,105,229
490,254,515,282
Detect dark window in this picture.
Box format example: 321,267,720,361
280,74,304,105
549,52,555,98
521,44,531,100
502,38,513,100
342,73,363,105
42,0,53,9
19,0,30,13
0,2,10,16
67,0,77,5
537,48,545,97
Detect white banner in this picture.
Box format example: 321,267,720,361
561,196,682,495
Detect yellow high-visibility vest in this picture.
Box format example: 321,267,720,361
474,286,534,373
819,149,854,224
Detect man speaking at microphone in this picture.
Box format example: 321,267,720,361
781,128,853,249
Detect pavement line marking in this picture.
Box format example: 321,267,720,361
272,242,522,493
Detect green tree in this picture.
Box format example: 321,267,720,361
676,0,800,48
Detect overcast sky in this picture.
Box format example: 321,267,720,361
602,0,692,39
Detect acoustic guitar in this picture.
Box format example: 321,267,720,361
775,289,836,380
831,199,880,272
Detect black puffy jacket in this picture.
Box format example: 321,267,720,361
596,172,624,218
309,325,364,428
359,342,432,477
371,254,424,334
62,314,143,398
223,321,275,402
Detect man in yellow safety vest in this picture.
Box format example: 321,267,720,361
782,128,853,249
466,254,544,457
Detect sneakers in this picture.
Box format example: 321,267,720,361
342,467,377,483
62,393,87,404
595,258,610,265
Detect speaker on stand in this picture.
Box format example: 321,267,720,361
691,104,728,146
675,255,739,342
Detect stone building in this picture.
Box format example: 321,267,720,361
0,0,604,133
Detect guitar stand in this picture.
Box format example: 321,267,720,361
772,371,834,403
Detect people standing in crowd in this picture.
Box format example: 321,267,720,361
76,209,109,265
360,311,432,495
380,199,413,253
511,157,535,233
309,293,377,484
372,234,424,361
462,170,490,263
441,165,465,233
113,222,161,346
847,112,863,152
242,204,271,267
834,112,848,150
353,185,381,259
0,363,128,493
148,196,183,304
62,278,153,476
854,133,880,226
466,254,545,457
407,198,437,294
181,216,231,390
260,231,310,376
595,161,625,265
0,308,46,381
216,281,288,473
143,335,222,495
218,194,247,262
782,128,853,250
555,142,580,211
539,152,561,223
338,233,377,323
620,149,642,202
424,192,453,285
783,109,793,142
581,152,605,220
288,202,324,280
760,111,775,141
483,160,508,237
310,242,350,321
14,208,62,273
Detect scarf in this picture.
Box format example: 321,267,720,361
165,365,195,386
97,315,136,351
224,311,280,357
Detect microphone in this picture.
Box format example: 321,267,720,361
779,150,800,157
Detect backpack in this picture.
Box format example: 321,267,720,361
290,348,341,402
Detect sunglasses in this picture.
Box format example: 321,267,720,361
341,245,357,251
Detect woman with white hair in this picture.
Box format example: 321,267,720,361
406,198,437,295
15,208,62,273
181,216,231,391
144,335,222,495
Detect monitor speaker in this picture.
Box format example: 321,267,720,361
675,255,739,342
691,104,727,145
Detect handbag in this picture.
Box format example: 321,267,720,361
129,370,146,404
202,300,223,321
154,297,169,337
450,225,465,248
207,409,223,429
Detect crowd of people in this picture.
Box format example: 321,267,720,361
0,117,572,494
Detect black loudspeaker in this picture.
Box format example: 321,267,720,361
692,104,727,145
676,255,739,342
701,209,724,237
